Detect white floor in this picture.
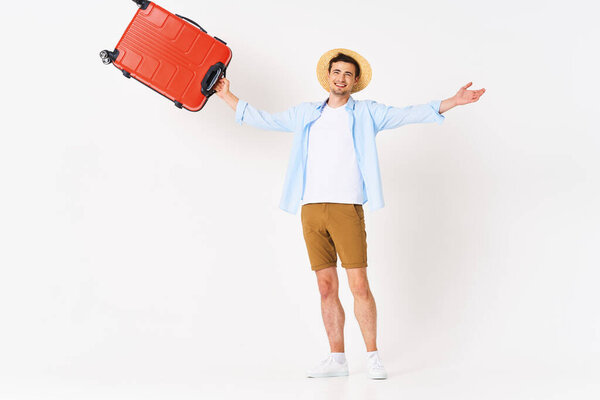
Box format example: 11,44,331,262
2,357,598,400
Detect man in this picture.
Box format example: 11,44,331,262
214,48,485,379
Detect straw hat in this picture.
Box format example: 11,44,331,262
316,48,372,93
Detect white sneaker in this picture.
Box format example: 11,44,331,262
306,354,349,378
367,354,388,379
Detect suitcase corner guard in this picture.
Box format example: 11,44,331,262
132,0,150,10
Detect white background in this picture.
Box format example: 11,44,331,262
1,0,599,398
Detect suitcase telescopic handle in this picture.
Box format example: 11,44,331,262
175,14,207,33
201,62,226,97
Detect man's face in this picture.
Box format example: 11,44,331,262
327,61,359,96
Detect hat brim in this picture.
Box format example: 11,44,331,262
316,48,372,94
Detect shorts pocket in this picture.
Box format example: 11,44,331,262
353,204,364,220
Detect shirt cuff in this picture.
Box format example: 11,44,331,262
428,99,445,125
235,99,248,125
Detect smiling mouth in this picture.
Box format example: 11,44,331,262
334,83,346,88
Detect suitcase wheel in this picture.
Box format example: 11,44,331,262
100,49,119,65
122,70,131,79
174,101,183,109
99,49,111,65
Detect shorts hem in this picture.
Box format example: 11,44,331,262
341,262,368,269
311,262,337,271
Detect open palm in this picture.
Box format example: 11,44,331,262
455,82,485,105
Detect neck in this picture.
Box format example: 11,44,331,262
326,92,350,108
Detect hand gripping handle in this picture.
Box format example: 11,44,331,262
201,62,227,97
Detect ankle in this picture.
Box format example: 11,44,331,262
330,352,347,363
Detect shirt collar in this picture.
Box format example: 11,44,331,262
315,95,356,111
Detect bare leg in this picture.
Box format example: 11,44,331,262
346,267,377,351
315,266,345,352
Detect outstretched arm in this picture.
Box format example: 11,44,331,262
213,77,298,133
369,81,486,133
439,82,486,114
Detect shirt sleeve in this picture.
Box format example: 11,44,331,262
235,99,299,133
367,99,445,133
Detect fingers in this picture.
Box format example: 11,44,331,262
214,77,229,92
458,85,485,104
473,89,485,102
466,87,486,100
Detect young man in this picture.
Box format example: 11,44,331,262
214,48,485,379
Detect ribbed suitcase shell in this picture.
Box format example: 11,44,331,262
112,2,231,111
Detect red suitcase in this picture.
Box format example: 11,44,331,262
100,0,232,111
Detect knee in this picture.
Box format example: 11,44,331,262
350,282,371,300
318,280,338,299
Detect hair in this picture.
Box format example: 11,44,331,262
328,53,361,78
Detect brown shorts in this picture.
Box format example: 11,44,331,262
301,203,368,271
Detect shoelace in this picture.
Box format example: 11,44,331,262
317,355,334,366
318,355,346,367
368,357,384,370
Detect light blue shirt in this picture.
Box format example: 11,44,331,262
235,95,445,214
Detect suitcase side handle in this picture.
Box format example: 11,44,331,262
201,62,226,97
175,14,207,33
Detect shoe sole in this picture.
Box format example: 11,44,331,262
307,371,349,378
368,374,388,379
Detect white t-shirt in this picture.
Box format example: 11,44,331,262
301,103,364,205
